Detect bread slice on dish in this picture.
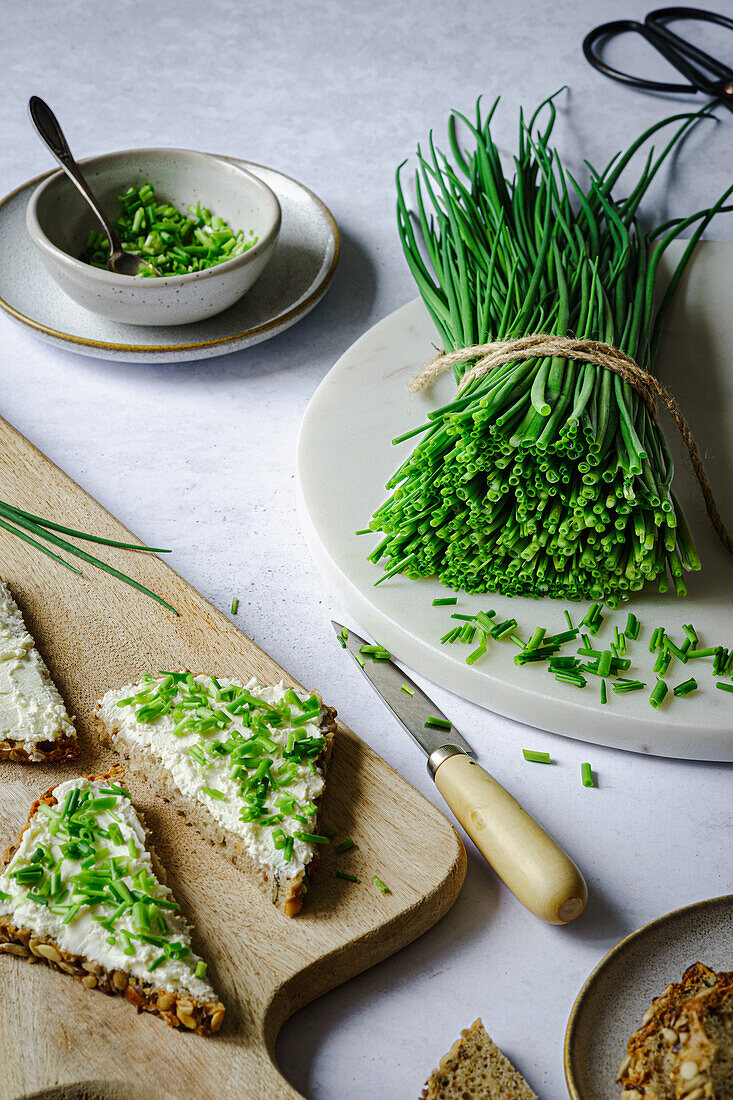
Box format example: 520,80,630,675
0,767,223,1035
421,1018,538,1099
95,672,337,917
0,580,78,763
669,975,733,1099
616,962,725,1098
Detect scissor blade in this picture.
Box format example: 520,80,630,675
331,621,476,760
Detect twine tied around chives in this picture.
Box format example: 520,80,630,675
408,333,732,555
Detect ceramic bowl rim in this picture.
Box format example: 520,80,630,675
25,146,282,288
563,892,733,1100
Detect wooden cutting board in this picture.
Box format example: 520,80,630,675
0,415,466,1100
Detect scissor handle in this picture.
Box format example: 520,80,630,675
584,7,733,100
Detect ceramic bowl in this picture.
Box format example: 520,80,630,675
25,148,281,326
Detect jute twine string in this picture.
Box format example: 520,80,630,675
408,333,732,554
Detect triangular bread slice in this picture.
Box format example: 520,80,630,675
95,672,336,916
0,580,78,763
421,1018,538,1099
616,962,721,1097
0,767,224,1035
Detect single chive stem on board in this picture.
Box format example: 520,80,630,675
522,749,551,764
230,596,239,615
401,682,415,696
335,871,358,883
673,677,698,697
425,716,452,731
334,838,355,854
581,763,595,788
433,597,458,606
372,875,390,895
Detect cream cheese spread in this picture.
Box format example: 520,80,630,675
0,581,75,753
100,676,327,878
0,775,214,1000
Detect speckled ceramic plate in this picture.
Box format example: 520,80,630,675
564,895,733,1099
0,157,339,361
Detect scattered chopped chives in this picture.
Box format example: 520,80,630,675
372,875,390,895
230,597,239,615
522,749,551,764
600,680,607,705
202,787,226,800
580,763,595,788
401,682,415,696
625,613,640,640
716,681,733,694
433,597,458,606
195,960,207,978
335,871,358,883
335,838,356,854
441,627,461,644
673,677,698,697
564,610,574,630
354,529,372,536
687,647,718,659
424,716,452,731
294,832,330,844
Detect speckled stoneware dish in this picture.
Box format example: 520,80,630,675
564,894,733,1099
25,148,281,326
0,158,338,360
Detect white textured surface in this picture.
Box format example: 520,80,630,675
0,2,731,1098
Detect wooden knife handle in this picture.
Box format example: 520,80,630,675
432,752,587,924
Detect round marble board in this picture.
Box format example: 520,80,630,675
297,240,733,761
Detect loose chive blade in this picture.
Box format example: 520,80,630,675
335,871,358,883
334,838,356,854
522,749,551,764
673,677,698,697
432,596,458,606
581,762,595,788
424,716,452,731
401,682,415,696
231,596,239,615
372,875,390,894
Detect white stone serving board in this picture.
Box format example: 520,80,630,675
297,240,733,761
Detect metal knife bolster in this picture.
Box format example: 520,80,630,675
426,743,469,778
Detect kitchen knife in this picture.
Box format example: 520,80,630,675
333,621,587,924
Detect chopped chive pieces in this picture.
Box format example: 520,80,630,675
564,610,574,630
335,838,355,854
687,647,718,659
424,716,452,731
230,596,239,615
372,875,390,895
195,960,207,978
401,682,415,696
625,613,640,640
580,762,595,788
716,682,733,693
294,832,330,844
649,679,669,710
673,677,698,697
335,871,358,883
600,680,607,705
522,749,551,764
432,597,458,606
202,787,227,800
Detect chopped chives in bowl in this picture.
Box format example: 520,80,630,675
79,184,257,277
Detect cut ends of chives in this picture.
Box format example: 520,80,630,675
522,749,551,764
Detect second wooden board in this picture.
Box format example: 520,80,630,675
297,241,733,760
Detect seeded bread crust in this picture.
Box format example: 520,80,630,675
0,730,79,764
93,680,337,917
617,964,727,1099
0,766,225,1036
421,1018,538,1100
668,976,733,1099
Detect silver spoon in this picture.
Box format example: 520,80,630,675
28,96,159,277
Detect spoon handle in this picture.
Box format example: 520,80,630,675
27,96,122,253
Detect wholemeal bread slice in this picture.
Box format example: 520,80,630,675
95,672,336,916
0,580,78,763
617,963,726,1099
0,767,224,1035
668,975,733,1099
421,1018,538,1099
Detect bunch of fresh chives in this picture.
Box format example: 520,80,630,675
367,94,732,604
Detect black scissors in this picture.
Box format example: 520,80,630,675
583,7,733,112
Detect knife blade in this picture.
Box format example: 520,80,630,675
334,620,475,760
333,620,587,925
